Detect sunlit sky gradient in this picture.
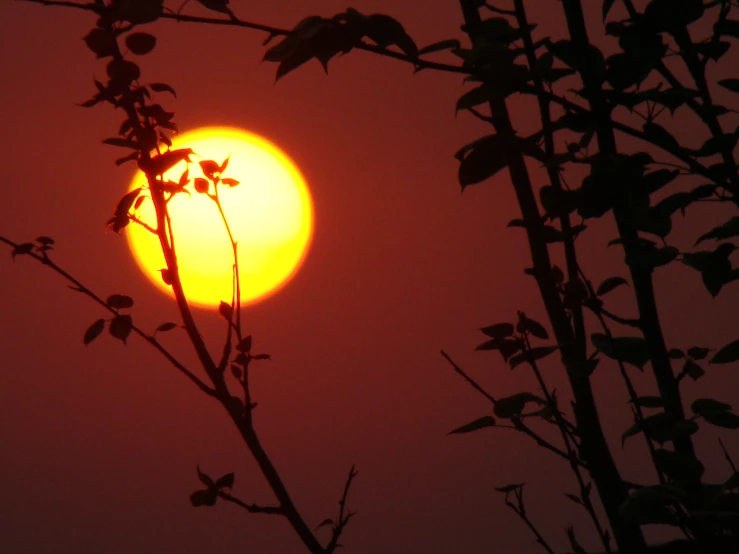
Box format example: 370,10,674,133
1,1,738,553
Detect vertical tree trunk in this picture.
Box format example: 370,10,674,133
457,1,647,550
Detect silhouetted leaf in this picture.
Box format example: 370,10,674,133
156,322,178,332
196,465,215,488
418,39,460,55
495,483,523,493
158,269,172,285
517,317,548,339
718,79,739,93
456,134,507,188
215,473,235,490
109,314,133,344
620,484,685,526
125,32,156,55
668,348,684,359
456,85,488,112
236,336,252,353
692,398,732,415
591,334,650,369
695,217,739,245
252,353,271,360
196,0,234,17
711,340,739,364
494,392,545,418
682,360,705,381
695,40,730,61
602,0,617,21
112,0,163,24
703,411,739,429
106,294,134,309
475,339,499,351
106,59,140,85
194,178,209,194
566,493,583,505
83,28,117,58
509,346,559,370
364,14,418,58
481,323,514,339
200,160,220,179
642,169,680,196
219,301,233,320
113,188,141,220
622,413,698,446
683,244,738,297
11,243,34,259
686,347,710,360
221,178,240,187
653,448,704,482
190,488,217,507
448,415,496,434
149,83,176,97
139,149,194,176
695,134,738,158
715,19,739,39
642,122,680,152
498,338,524,361
597,277,628,296
315,518,335,531
115,152,139,166
83,319,106,345
644,0,703,32
231,364,242,379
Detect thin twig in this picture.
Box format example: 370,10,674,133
217,491,284,515
325,465,358,553
441,350,496,403
442,350,586,468
0,235,217,398
719,438,738,475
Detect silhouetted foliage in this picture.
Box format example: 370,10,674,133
5,0,739,553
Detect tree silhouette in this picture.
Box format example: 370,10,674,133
4,0,739,553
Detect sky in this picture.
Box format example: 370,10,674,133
1,1,738,553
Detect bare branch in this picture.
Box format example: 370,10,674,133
325,465,358,554
441,350,496,404
217,491,284,515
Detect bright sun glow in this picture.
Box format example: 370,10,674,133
125,127,313,308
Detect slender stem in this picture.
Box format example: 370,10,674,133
504,490,556,554
0,235,216,397
325,465,358,553
217,491,284,515
441,350,585,467
523,335,612,553
234,419,325,554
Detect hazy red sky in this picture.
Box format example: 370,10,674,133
1,1,738,553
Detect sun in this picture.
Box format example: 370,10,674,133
125,127,314,308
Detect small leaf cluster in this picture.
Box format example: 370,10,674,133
263,9,417,80
190,466,235,507
83,294,135,345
